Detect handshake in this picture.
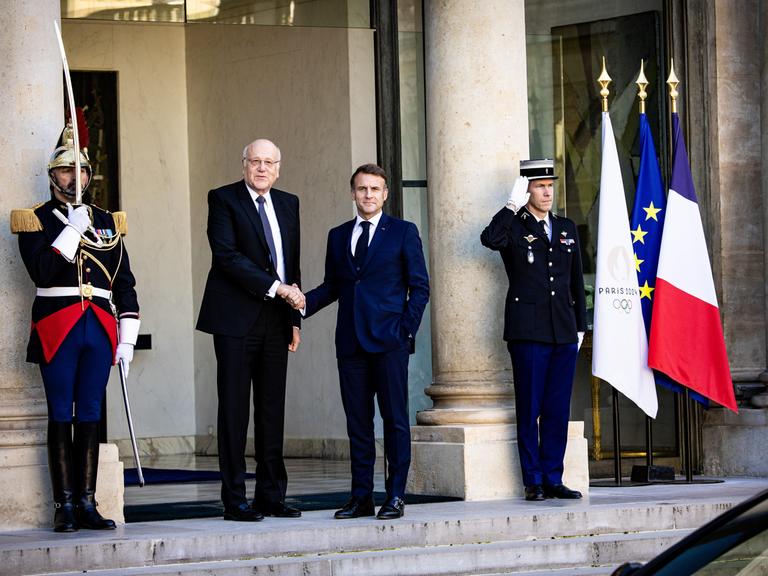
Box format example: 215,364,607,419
277,283,305,311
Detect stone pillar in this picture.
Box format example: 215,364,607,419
700,1,768,475
760,0,768,406
407,0,588,500
0,0,63,530
0,3,123,529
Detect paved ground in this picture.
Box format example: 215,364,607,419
1,467,766,548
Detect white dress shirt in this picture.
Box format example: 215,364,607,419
350,211,383,256
246,185,285,297
535,214,552,241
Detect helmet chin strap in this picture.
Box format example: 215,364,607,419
49,170,89,202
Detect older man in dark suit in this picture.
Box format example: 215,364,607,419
197,139,303,521
481,159,587,502
299,164,429,520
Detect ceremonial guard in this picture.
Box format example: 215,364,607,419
11,125,140,531
481,159,586,501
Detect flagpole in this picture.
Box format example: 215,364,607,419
636,61,655,477
597,58,623,486
666,59,695,483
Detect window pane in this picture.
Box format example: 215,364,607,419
187,0,370,27
62,0,371,27
61,0,185,22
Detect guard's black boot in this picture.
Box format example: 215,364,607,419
74,422,116,530
48,420,78,532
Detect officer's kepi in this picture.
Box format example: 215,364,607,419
520,159,558,180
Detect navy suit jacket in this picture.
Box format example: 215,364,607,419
305,213,429,358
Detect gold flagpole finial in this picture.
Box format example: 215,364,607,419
597,56,612,112
636,60,649,114
667,58,680,114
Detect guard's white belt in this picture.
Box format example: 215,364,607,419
36,286,112,300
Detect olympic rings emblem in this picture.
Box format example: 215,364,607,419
613,299,632,313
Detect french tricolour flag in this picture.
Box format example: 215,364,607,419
648,113,736,412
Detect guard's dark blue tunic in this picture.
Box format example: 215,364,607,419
17,200,139,422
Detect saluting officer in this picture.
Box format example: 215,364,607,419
481,159,586,502
11,125,140,532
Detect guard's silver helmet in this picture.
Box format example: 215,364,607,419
48,123,92,194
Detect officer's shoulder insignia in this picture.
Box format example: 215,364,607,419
10,204,45,234
112,211,128,235
520,212,530,220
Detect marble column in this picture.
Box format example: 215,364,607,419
700,1,768,476
0,0,63,529
407,0,588,500
0,2,125,529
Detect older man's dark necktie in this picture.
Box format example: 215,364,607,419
256,195,279,276
354,221,371,269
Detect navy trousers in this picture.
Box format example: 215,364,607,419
337,342,410,499
40,308,113,423
508,341,578,487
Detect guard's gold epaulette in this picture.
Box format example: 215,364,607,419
10,203,45,234
112,211,128,235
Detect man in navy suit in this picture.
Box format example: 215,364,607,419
197,139,304,521
300,164,429,519
481,159,586,502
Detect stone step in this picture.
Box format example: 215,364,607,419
34,528,690,576
3,488,753,576
481,567,622,576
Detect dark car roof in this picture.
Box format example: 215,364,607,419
619,488,768,575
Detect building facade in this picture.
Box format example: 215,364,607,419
0,0,766,528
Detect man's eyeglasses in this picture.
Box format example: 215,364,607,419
245,158,280,169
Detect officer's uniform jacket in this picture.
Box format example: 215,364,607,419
481,205,587,344
13,199,139,364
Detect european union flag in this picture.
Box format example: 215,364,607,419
630,113,706,405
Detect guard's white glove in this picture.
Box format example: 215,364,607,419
115,317,140,377
115,344,134,377
506,176,529,213
67,204,91,234
51,205,91,262
577,331,585,351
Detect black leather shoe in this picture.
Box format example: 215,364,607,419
256,501,301,518
376,496,405,519
224,503,264,522
543,483,582,499
524,485,546,501
334,495,375,519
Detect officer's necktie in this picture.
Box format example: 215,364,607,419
256,195,280,277
539,219,550,241
354,221,371,267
